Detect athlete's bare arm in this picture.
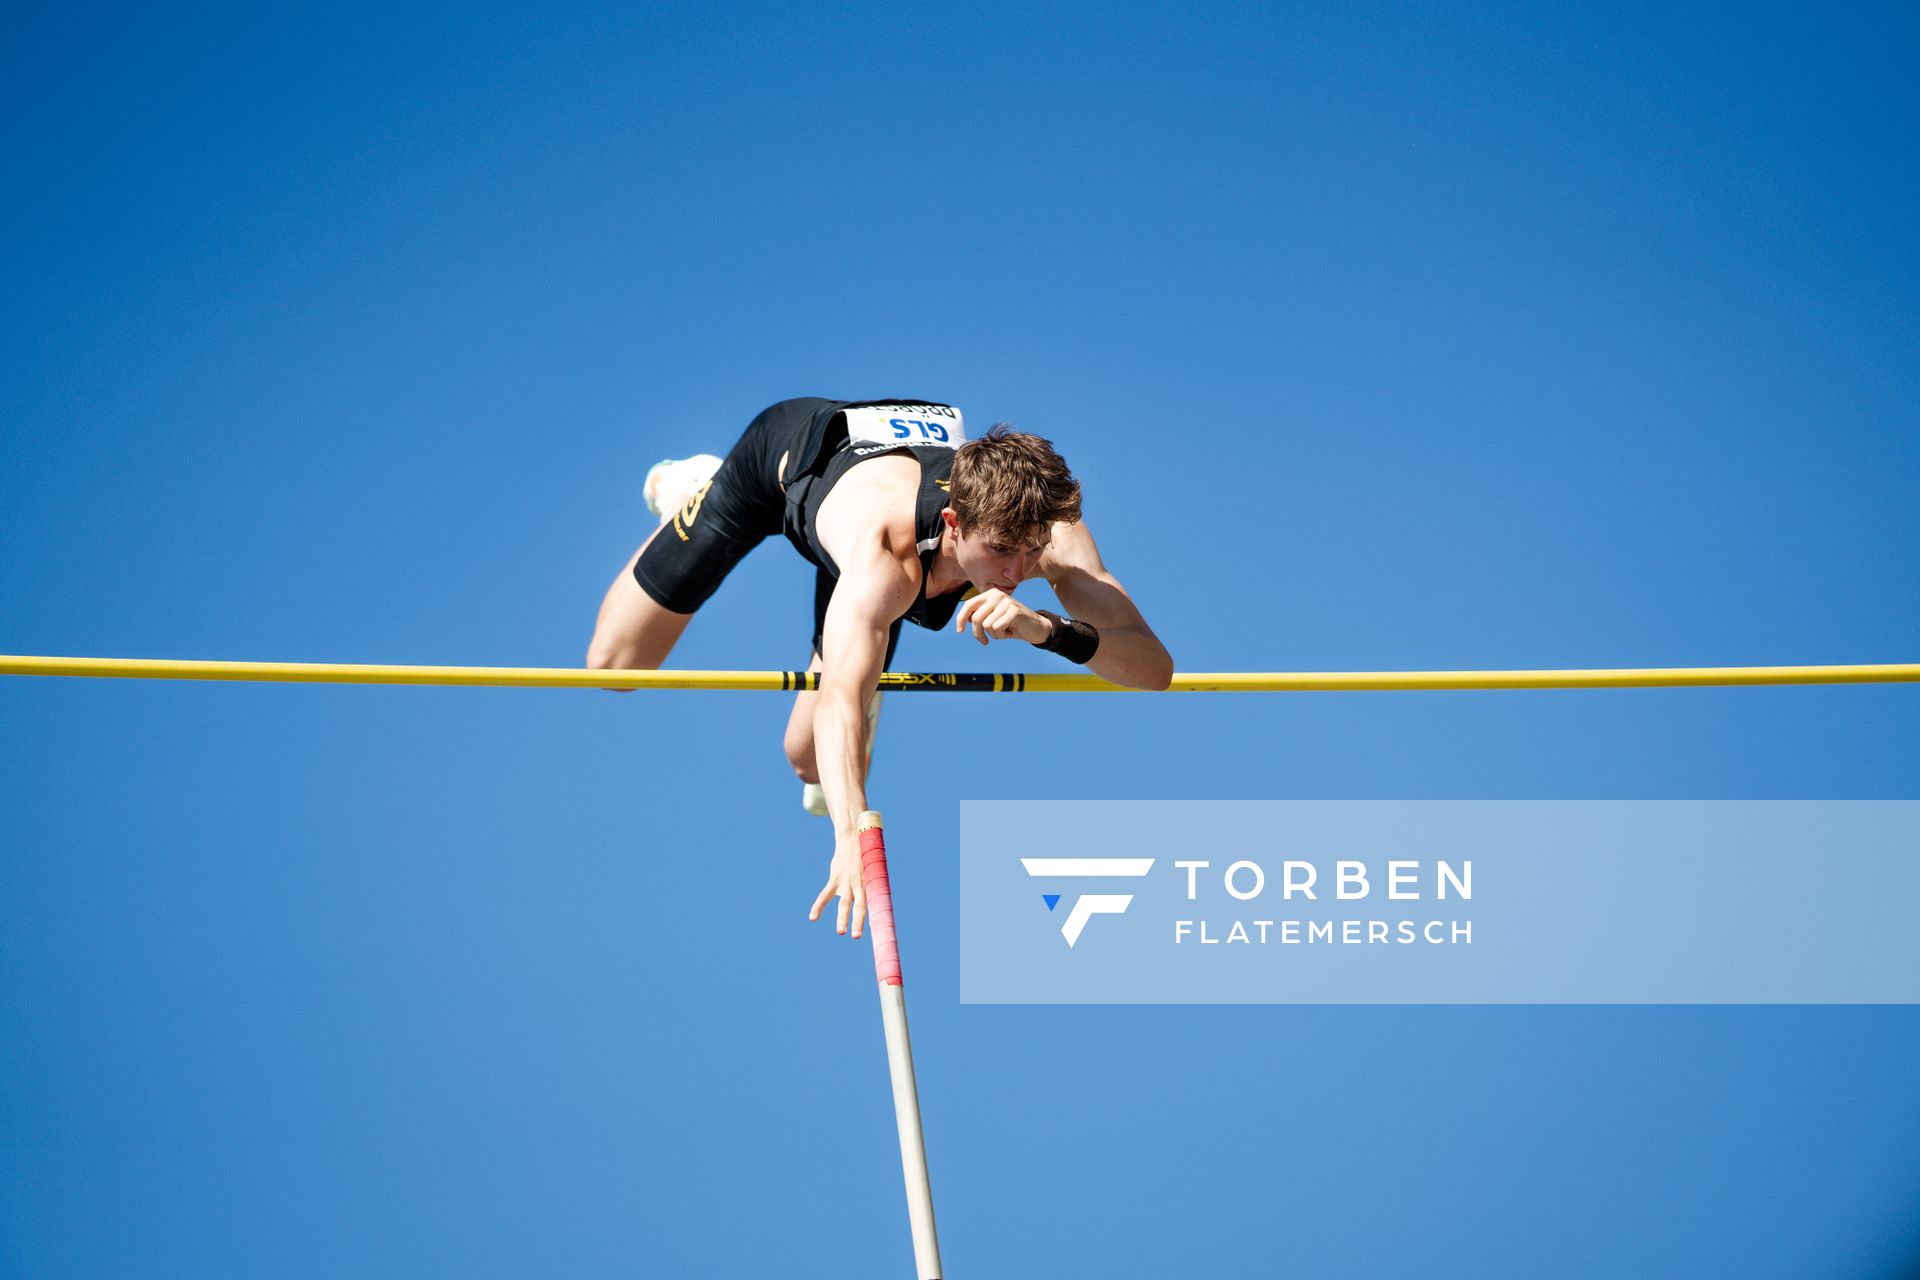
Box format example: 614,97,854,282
805,460,922,938
1041,520,1173,689
954,520,1174,690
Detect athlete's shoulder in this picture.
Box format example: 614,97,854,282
1038,517,1107,579
827,450,924,508
815,453,922,553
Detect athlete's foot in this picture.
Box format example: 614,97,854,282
644,453,724,521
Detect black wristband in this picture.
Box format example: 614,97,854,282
1034,609,1100,664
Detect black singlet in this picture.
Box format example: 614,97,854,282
780,401,971,636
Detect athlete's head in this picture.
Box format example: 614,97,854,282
944,424,1082,592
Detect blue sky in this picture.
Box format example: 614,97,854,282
3,3,1917,1275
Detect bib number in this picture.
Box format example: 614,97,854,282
841,403,966,449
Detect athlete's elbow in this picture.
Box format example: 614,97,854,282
1136,643,1175,691
1111,649,1174,692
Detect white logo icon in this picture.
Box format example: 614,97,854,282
1021,858,1156,946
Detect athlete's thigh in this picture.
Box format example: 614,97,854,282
590,529,695,671
631,402,812,613
784,648,827,757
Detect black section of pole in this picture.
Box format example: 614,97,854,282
876,672,1011,692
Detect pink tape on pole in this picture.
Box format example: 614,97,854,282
858,823,904,987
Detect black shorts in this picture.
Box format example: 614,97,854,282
634,396,906,668
632,398,831,613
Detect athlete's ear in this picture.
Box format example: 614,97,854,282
941,508,959,533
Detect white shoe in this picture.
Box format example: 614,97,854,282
644,453,724,521
799,692,885,818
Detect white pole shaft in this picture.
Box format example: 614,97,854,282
857,811,943,1278
880,983,941,1277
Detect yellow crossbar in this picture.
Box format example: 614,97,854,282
2,655,1916,692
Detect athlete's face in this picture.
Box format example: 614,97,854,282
948,514,1049,593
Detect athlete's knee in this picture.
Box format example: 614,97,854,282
587,558,697,686
585,609,677,689
585,633,644,673
784,695,819,780
586,633,647,692
783,719,818,783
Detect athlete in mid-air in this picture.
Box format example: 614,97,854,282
587,397,1173,939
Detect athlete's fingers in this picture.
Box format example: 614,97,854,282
836,888,851,935
851,894,866,940
809,879,834,922
956,589,1011,636
975,592,1025,642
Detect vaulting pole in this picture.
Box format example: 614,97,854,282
856,811,942,1279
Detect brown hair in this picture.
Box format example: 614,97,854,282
949,424,1082,542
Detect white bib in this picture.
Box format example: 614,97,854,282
841,403,966,450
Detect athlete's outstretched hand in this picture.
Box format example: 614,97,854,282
954,588,1050,646
809,832,867,939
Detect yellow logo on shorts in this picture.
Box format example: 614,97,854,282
673,480,713,542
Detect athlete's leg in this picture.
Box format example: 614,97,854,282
589,403,803,676
793,571,895,815
786,568,842,780
794,684,885,816
784,650,827,783
587,527,694,677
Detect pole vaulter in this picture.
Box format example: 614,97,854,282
7,404,1916,1276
